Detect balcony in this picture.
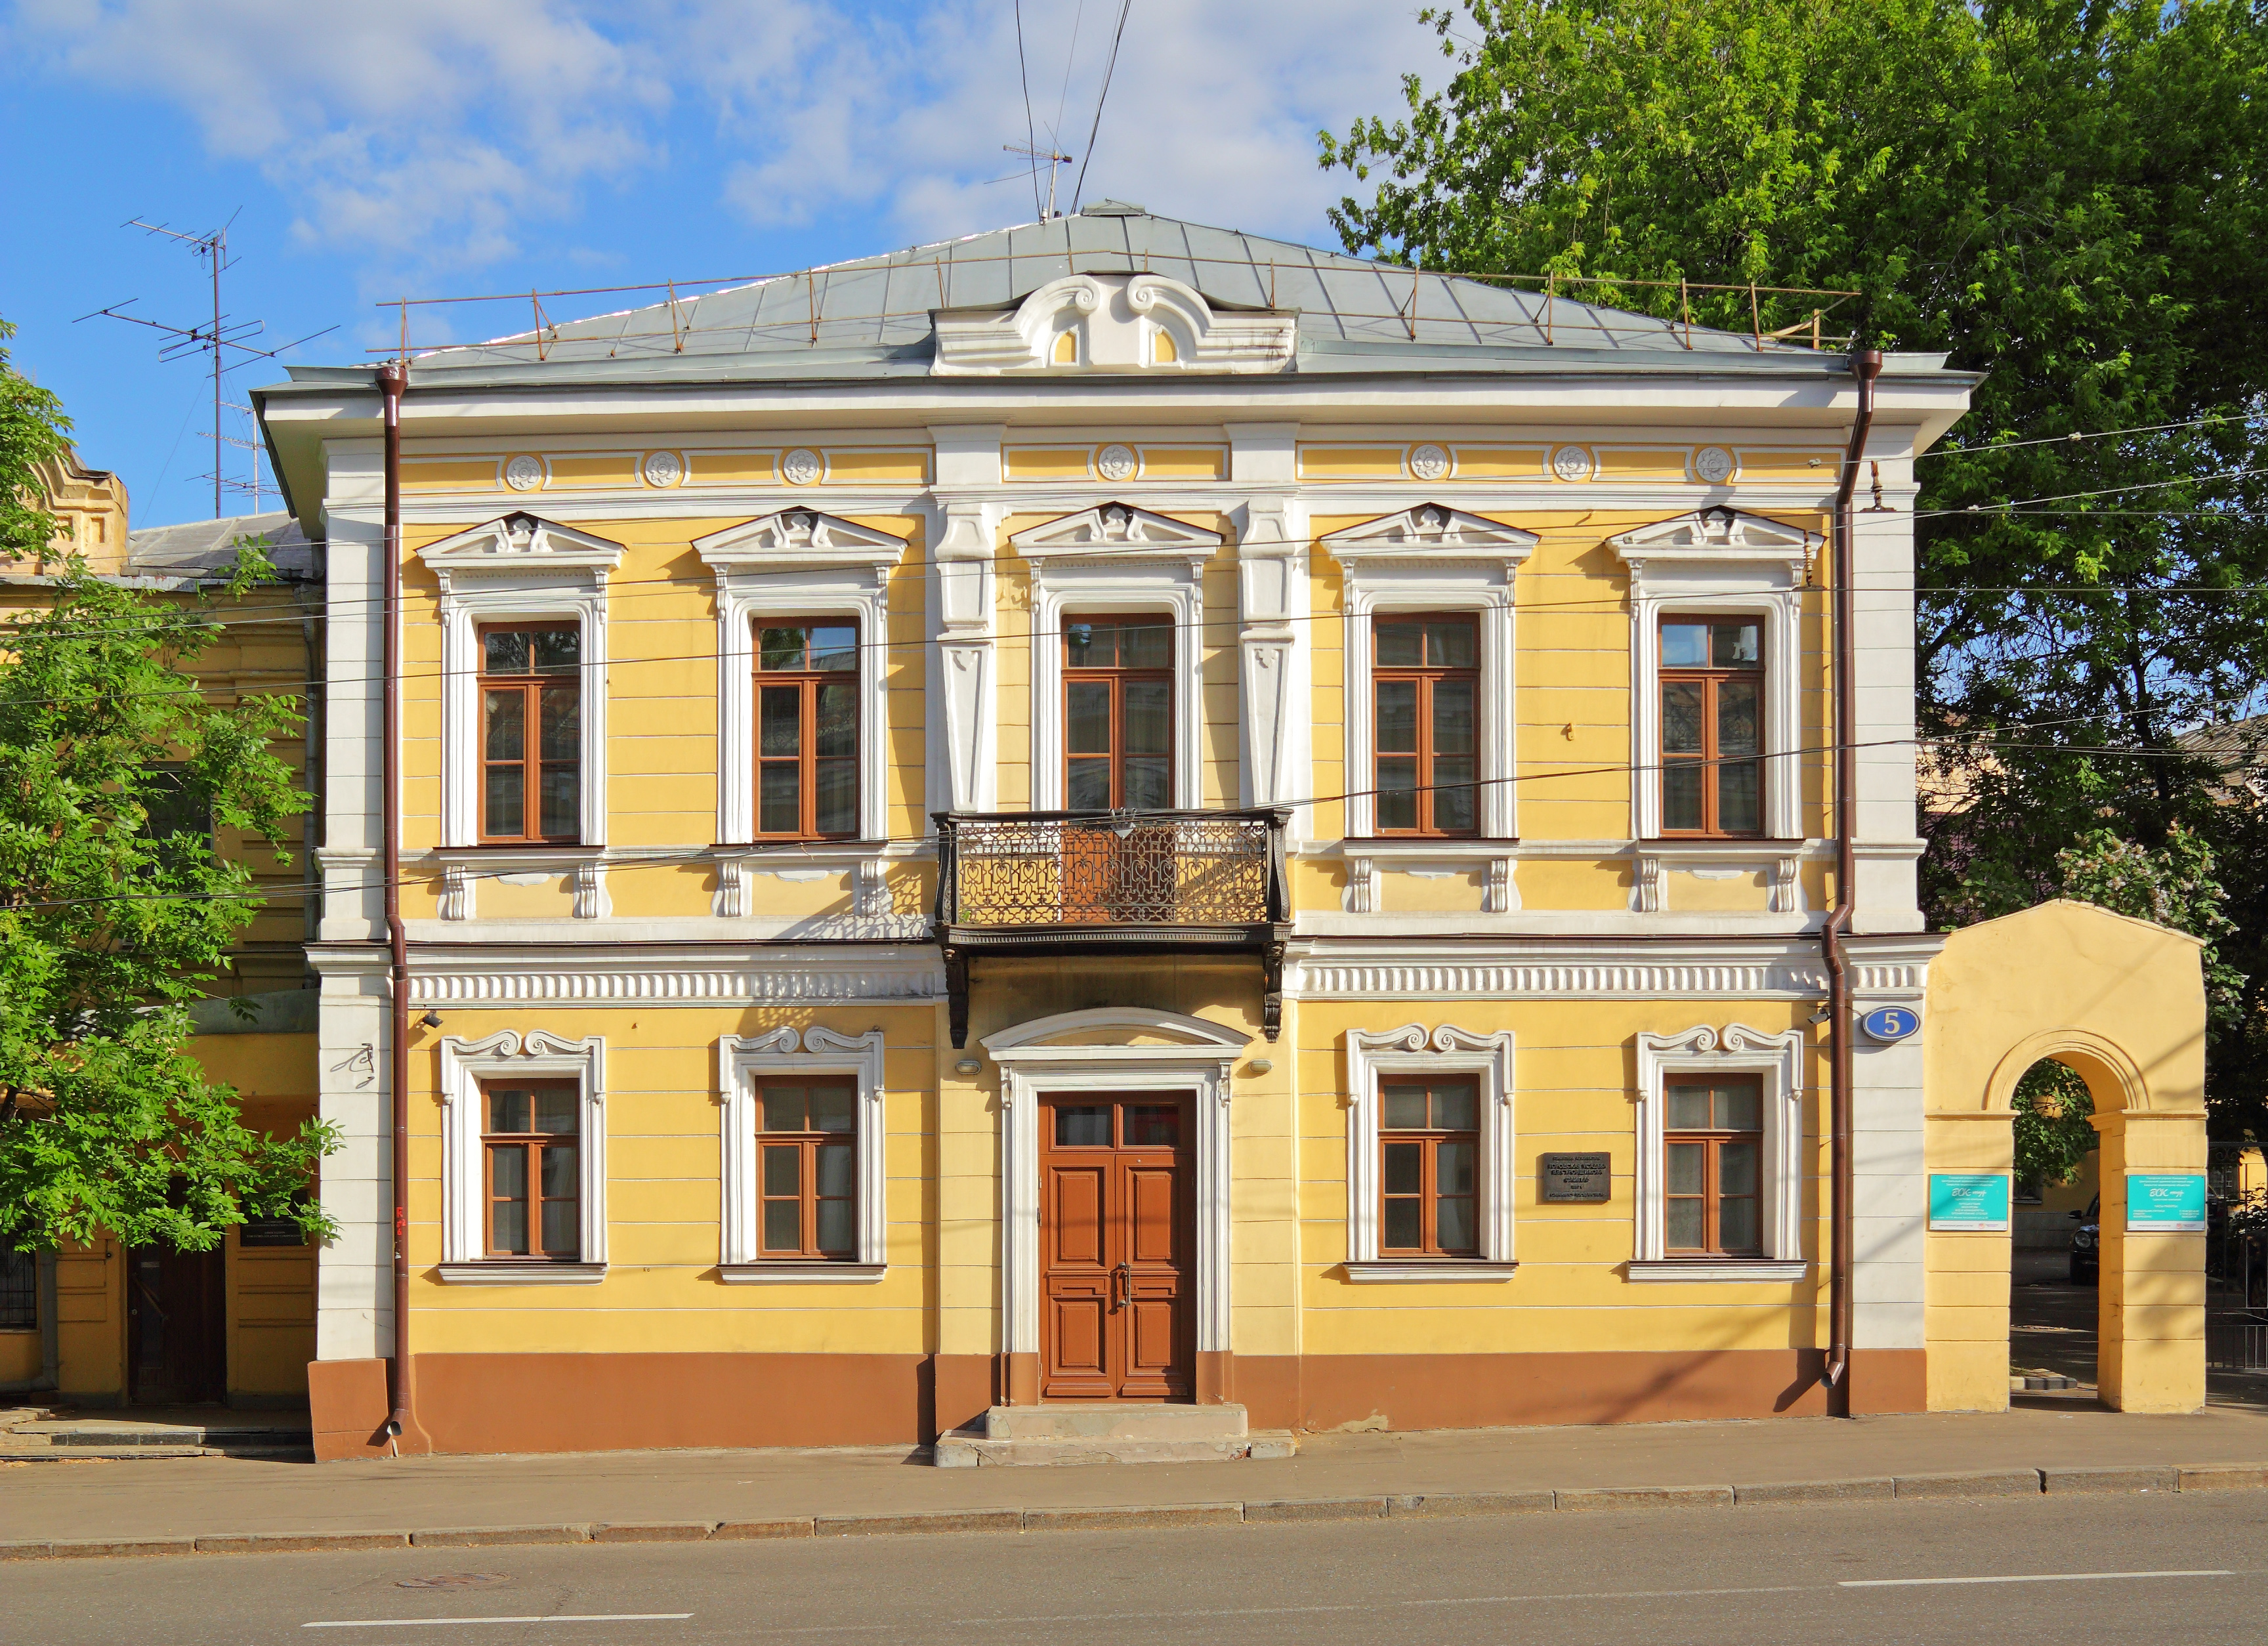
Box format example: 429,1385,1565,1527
933,809,1292,1047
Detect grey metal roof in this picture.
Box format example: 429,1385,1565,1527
337,207,1866,388
125,511,318,583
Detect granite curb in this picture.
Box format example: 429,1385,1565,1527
0,1460,2253,1562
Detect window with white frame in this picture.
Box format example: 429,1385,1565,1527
1011,503,1221,812
437,1030,607,1282
418,513,621,851
1609,509,1818,845
1631,1023,1808,1280
719,1028,887,1280
1320,505,1536,842
694,509,906,847
1343,1024,1517,1280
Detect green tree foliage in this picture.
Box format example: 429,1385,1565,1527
0,317,72,562
1,402,335,1251
1322,0,2268,1130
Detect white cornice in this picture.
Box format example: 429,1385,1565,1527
395,944,944,1005
1285,937,1856,998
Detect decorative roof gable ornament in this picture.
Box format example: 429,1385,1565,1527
933,272,1295,375
694,507,909,581
415,511,626,593
1321,503,1540,568
1608,506,1819,578
1010,501,1225,569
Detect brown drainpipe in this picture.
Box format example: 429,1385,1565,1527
1822,347,1882,1410
377,360,418,1451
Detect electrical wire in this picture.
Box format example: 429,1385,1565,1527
1916,413,2253,460
1069,0,1131,215
1015,0,1041,222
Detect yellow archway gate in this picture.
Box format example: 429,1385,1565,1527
1923,900,2208,1412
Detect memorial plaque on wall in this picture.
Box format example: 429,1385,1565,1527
1540,1152,1612,1202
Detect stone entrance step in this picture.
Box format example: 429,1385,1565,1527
1,1412,313,1463
933,1403,1298,1467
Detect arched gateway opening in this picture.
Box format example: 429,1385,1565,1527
1923,901,2208,1413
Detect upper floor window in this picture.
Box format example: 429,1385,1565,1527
1379,1075,1480,1257
1063,615,1171,811
481,1079,581,1259
757,1080,859,1259
1374,614,1479,835
1664,1074,1763,1256
480,624,580,843
1659,617,1761,837
756,622,859,840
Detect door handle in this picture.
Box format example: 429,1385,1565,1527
1111,1262,1132,1311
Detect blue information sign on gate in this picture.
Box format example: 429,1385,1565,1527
2126,1173,2208,1233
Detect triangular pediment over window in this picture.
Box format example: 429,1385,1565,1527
1609,507,1819,572
1321,503,1540,567
416,513,625,589
694,507,910,574
1010,501,1225,565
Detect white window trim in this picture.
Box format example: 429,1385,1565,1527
419,513,623,851
1631,1023,1807,1280
1343,1024,1517,1280
1011,504,1223,812
1610,509,1818,846
983,1008,1246,1358
718,1027,888,1281
437,1029,607,1282
1321,505,1537,842
694,509,910,847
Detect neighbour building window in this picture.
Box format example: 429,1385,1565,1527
757,1081,858,1259
481,1080,581,1259
0,1248,34,1330
1663,1074,1763,1256
1373,614,1479,835
479,624,581,843
1658,616,1763,836
1378,1075,1480,1257
755,622,859,839
1063,615,1172,811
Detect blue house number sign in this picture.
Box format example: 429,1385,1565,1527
1860,1006,1920,1043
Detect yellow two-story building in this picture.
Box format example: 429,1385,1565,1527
244,206,2208,1462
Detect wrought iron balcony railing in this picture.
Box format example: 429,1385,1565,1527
932,808,1292,1045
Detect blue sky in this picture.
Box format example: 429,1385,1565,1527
2,1,1431,528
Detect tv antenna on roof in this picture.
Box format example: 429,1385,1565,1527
1003,142,1074,221
77,215,337,519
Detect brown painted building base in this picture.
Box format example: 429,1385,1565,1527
310,1347,1927,1460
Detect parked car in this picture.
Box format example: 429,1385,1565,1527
2069,1195,2101,1284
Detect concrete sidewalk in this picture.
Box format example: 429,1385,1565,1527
4,1404,2265,1548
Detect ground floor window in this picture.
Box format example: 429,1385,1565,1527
1378,1076,1480,1257
482,1080,581,1259
1664,1075,1763,1256
757,1080,859,1259
0,1248,34,1330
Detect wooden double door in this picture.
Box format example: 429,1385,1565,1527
1040,1093,1195,1402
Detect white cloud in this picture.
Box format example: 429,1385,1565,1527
14,0,1427,277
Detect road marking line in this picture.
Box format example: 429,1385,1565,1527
1840,1571,2233,1589
304,1616,693,1630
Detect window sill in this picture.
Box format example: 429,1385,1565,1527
1343,1260,1519,1284
719,1262,887,1285
1626,1259,1807,1283
436,1261,606,1286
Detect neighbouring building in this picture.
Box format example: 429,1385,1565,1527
1,476,322,1408
18,206,2210,1455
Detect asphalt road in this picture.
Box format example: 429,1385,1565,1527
7,1491,2265,1645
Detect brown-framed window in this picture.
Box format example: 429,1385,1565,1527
1378,1076,1479,1256
1063,614,1171,811
1374,614,1479,835
756,621,859,839
1664,1075,1763,1256
1660,616,1763,837
482,1080,579,1259
480,623,581,843
757,1081,857,1259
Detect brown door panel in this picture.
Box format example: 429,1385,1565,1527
1038,1095,1196,1403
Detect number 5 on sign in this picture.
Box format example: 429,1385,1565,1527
1860,1007,1919,1042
